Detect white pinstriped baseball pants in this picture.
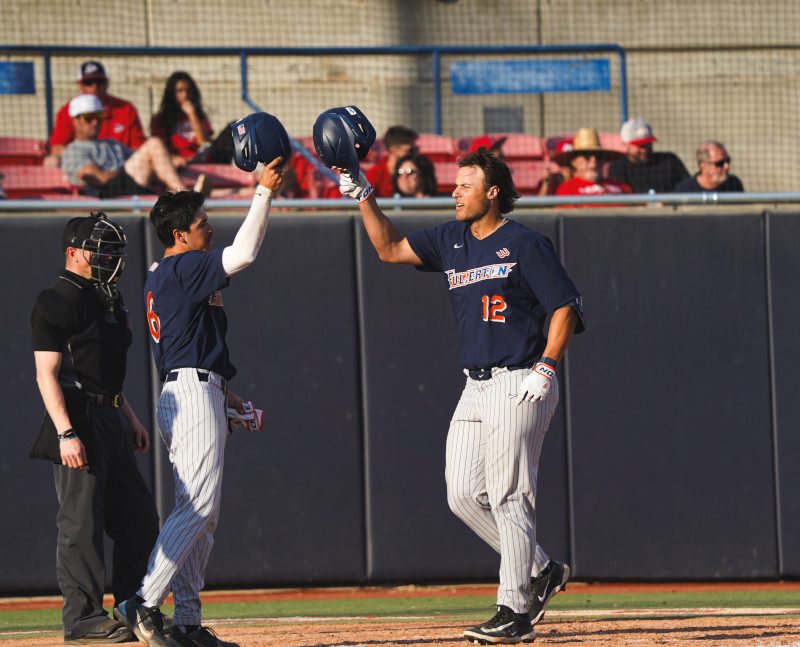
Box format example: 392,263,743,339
445,367,559,614
138,368,228,626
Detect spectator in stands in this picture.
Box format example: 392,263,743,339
536,138,573,196
674,141,744,192
61,94,190,199
607,118,689,194
554,127,632,205
45,61,146,168
366,125,419,197
469,135,507,162
391,152,437,197
150,71,234,168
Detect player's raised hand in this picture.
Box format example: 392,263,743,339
339,170,374,203
515,362,556,406
257,157,284,193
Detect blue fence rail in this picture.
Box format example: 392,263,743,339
0,43,628,136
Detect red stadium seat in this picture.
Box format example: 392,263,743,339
0,165,76,198
598,132,627,154
432,161,459,194
415,133,457,162
506,160,561,195
0,137,46,166
181,164,258,189
487,133,545,161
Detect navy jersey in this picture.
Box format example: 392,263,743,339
406,219,584,371
144,248,236,380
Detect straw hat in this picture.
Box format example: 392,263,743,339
551,127,624,165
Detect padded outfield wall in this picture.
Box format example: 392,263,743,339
0,205,797,595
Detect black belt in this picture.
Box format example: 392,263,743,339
84,391,124,408
165,369,227,390
468,365,530,381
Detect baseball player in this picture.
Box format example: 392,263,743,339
336,137,585,644
30,213,161,644
115,113,288,647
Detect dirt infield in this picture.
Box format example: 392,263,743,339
3,583,800,647
5,615,800,647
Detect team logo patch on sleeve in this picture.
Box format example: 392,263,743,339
446,263,516,290
208,290,224,306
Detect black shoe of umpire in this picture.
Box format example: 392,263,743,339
64,618,132,644
529,560,570,625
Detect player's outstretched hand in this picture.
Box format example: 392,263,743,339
339,170,374,203
515,362,556,406
257,157,284,193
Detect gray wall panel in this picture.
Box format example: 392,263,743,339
360,213,570,581
563,213,777,579
193,215,366,585
767,211,800,577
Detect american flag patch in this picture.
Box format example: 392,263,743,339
237,124,246,136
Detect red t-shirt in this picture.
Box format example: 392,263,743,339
49,94,146,150
365,155,394,197
150,113,214,160
555,176,632,207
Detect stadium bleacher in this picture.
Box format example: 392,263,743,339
0,130,622,200
0,137,46,166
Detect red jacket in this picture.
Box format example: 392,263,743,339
49,94,146,150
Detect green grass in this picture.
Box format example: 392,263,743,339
2,589,798,639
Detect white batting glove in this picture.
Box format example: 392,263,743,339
515,361,556,406
339,170,374,203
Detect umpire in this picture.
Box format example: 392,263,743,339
30,213,160,644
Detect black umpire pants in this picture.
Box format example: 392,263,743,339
52,405,159,640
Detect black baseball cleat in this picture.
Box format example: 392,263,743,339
169,626,239,647
463,605,536,644
528,560,570,625
114,596,178,647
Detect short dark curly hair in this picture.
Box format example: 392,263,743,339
458,148,520,214
149,190,206,248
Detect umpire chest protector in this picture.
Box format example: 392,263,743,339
31,270,132,395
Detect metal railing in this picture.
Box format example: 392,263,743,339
2,191,799,214
1,43,628,136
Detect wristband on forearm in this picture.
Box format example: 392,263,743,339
539,356,557,368
57,429,76,441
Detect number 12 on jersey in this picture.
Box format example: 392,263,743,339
482,294,506,322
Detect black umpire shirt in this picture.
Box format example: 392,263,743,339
31,270,131,395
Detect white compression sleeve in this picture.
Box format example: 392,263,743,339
221,187,272,276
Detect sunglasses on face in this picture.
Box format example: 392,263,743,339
81,114,105,123
707,157,731,168
396,168,418,176
81,78,107,87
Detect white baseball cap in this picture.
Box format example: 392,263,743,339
68,94,105,118
620,118,657,145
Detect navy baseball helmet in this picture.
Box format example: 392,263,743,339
231,112,291,172
312,106,376,176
